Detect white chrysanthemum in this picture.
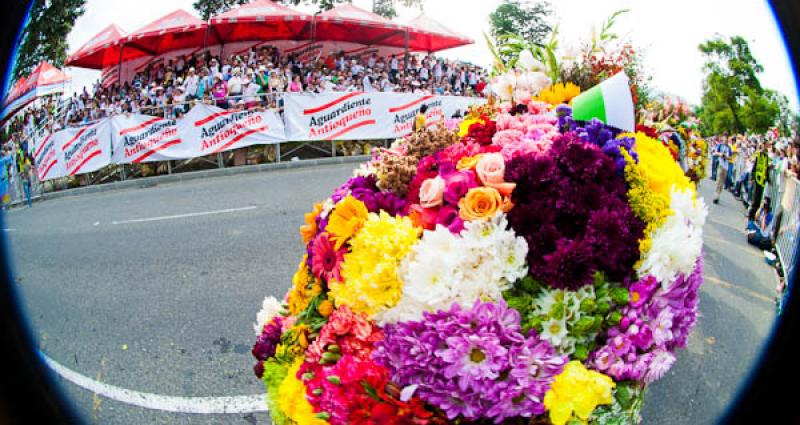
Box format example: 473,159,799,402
637,188,706,287
534,287,560,317
254,296,282,335
320,198,336,220
540,317,569,347
353,162,376,178
376,213,528,325
492,72,517,101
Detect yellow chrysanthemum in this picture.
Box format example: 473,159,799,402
535,82,581,106
458,117,484,137
621,132,694,204
287,255,322,316
544,361,615,425
300,202,323,244
326,195,369,250
620,147,671,261
274,324,311,361
329,212,421,317
278,359,329,425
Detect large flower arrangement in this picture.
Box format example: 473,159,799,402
251,82,706,424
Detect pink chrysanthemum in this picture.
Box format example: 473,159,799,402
311,232,344,283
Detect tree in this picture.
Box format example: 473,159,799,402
12,0,86,81
489,0,552,46
279,0,348,12
698,35,784,136
193,0,250,20
372,0,424,19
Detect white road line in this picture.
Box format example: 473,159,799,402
40,352,269,414
111,206,257,225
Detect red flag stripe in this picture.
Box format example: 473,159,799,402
132,139,182,163
119,117,165,135
34,134,52,159
210,126,267,154
194,110,236,126
388,95,434,113
324,120,376,141
303,92,365,115
39,159,58,180
69,150,103,176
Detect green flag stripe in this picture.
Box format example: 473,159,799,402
572,85,607,124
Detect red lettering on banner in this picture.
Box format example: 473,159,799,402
62,126,90,151
200,114,264,152
69,150,102,176
66,138,100,172
125,127,179,158
308,107,373,139
39,159,57,180
132,139,182,163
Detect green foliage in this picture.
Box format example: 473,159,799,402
371,0,424,19
12,0,86,81
193,0,250,20
590,9,629,53
489,0,552,46
698,35,787,136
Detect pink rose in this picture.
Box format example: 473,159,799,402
476,153,516,197
419,176,445,208
476,153,506,185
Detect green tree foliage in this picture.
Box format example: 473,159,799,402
13,0,86,81
372,0,423,19
193,0,250,20
278,0,348,12
489,0,552,46
698,35,786,136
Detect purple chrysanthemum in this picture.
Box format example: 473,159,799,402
505,133,645,289
251,317,284,378
374,300,566,423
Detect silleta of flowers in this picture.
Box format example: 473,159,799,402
251,59,707,424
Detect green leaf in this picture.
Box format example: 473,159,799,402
361,380,382,402
611,288,631,305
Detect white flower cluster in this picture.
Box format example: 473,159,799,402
376,213,528,325
637,188,708,287
254,296,283,335
492,50,552,103
533,285,601,355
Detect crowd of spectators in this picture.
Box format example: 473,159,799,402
708,133,800,250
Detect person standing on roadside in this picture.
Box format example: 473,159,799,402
713,136,732,204
749,139,773,221
20,153,33,208
0,147,13,210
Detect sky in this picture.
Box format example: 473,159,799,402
62,0,799,110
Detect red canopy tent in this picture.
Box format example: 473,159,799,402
121,9,209,58
310,4,408,48
210,0,312,44
406,14,473,53
65,24,132,69
2,61,71,121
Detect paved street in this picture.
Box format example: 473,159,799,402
3,163,778,424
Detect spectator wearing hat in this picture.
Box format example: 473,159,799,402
211,73,228,109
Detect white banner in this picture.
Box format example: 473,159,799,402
33,132,67,181
284,93,485,141
178,104,285,156
284,92,378,141
111,114,183,163
55,119,112,177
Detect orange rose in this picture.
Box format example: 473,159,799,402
456,154,482,171
458,187,504,221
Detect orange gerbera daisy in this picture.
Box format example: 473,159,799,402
325,195,369,250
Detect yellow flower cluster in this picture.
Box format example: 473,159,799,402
287,255,322,316
620,147,671,259
535,82,581,106
274,323,310,361
622,132,694,204
544,361,615,425
329,211,421,317
278,359,329,425
326,196,369,250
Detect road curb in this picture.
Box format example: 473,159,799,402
11,155,369,207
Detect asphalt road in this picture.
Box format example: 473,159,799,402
3,163,778,424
